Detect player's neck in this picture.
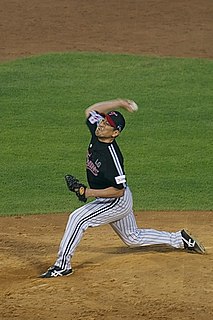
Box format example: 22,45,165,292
98,137,114,143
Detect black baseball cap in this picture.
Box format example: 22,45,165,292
104,111,126,132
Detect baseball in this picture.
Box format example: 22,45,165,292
128,100,138,112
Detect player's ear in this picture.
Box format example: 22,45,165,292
112,130,120,138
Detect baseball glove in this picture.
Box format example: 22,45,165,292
65,175,87,203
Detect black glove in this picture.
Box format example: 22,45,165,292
65,175,87,203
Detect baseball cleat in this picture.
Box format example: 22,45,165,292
39,265,73,278
181,229,205,254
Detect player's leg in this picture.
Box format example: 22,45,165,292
40,199,120,277
110,208,183,249
54,192,132,271
40,189,132,278
54,200,115,270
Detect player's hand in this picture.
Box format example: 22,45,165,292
117,99,139,113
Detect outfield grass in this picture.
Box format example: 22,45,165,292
0,52,212,215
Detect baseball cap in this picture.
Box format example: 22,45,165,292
104,111,126,132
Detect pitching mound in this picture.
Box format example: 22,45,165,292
0,211,212,319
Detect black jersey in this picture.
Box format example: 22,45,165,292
86,111,126,190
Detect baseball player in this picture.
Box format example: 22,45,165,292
40,98,205,278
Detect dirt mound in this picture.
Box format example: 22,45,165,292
0,0,212,61
0,212,212,319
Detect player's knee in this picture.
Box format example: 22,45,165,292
121,232,142,247
122,237,137,247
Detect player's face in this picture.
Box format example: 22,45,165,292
95,118,119,141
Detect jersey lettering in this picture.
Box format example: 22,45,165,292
86,153,101,177
86,159,100,176
95,159,101,168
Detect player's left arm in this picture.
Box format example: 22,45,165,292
65,175,124,201
85,186,124,199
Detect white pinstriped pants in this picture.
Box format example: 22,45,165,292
55,187,183,270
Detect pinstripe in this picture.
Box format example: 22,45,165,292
55,186,183,270
60,197,120,269
60,199,112,246
110,188,183,248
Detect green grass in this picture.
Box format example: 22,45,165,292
0,52,212,215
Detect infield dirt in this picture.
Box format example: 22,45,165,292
0,1,212,319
